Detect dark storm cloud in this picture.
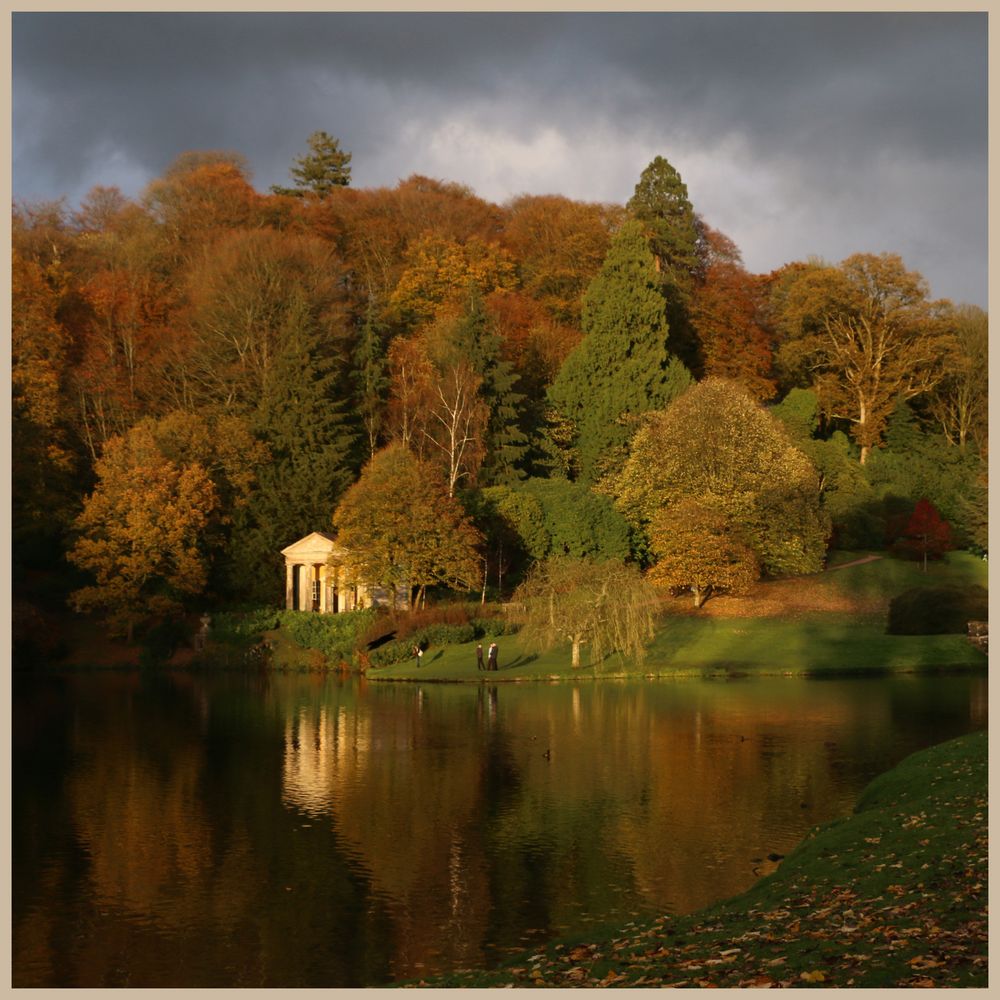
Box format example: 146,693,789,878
12,11,988,305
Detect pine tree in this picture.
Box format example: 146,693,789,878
547,220,691,484
226,291,358,600
270,130,352,197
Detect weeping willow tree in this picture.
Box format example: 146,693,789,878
511,556,657,668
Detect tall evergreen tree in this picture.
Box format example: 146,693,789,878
225,291,358,601
547,220,691,485
270,130,352,197
627,155,703,372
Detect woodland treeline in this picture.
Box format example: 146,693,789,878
12,133,988,639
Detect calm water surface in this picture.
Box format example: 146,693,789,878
12,669,987,987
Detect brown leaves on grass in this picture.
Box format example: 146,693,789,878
416,738,987,990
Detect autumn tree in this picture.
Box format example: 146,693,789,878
924,304,988,453
511,557,657,669
386,334,436,451
500,194,618,325
385,330,489,493
902,498,952,572
332,444,482,610
547,220,691,484
422,358,489,496
690,257,776,400
67,422,220,641
388,233,517,328
143,152,262,260
615,378,828,576
181,228,350,414
73,191,177,451
11,249,78,557
353,302,390,461
769,253,958,463
646,501,759,608
271,130,352,197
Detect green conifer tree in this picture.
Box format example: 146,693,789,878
547,220,692,484
225,291,358,600
270,130,352,197
627,155,703,372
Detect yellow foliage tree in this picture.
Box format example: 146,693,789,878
332,444,483,610
615,378,828,577
770,253,958,463
69,424,219,641
389,234,517,326
646,500,759,607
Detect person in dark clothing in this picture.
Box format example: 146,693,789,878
487,642,498,671
414,644,423,668
476,643,485,671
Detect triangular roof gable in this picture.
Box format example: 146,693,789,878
280,531,340,559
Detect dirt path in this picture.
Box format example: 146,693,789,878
824,554,884,572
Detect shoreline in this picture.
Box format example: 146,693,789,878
406,730,989,988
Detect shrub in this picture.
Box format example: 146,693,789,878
275,608,378,664
209,607,377,666
209,608,282,645
887,585,988,635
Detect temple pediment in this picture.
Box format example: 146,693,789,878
280,532,348,564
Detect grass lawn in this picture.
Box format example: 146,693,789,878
815,550,987,608
407,730,988,988
368,615,984,682
370,551,987,681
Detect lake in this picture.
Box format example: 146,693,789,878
12,669,987,987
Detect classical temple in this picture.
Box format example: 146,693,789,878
280,531,372,613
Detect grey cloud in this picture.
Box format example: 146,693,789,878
12,11,987,306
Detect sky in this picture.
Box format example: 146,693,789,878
11,11,989,307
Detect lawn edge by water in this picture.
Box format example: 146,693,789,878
404,729,988,988
366,616,986,683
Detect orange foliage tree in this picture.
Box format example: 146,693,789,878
68,422,220,641
332,444,482,610
690,259,775,401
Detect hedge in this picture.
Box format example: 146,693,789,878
887,585,988,635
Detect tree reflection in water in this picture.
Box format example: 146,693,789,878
12,671,986,987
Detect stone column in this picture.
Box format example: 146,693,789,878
285,562,294,610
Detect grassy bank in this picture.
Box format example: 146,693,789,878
371,552,987,681
369,617,984,682
408,729,988,988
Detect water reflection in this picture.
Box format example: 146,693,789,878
12,671,986,987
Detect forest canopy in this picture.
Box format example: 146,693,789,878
12,137,987,639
